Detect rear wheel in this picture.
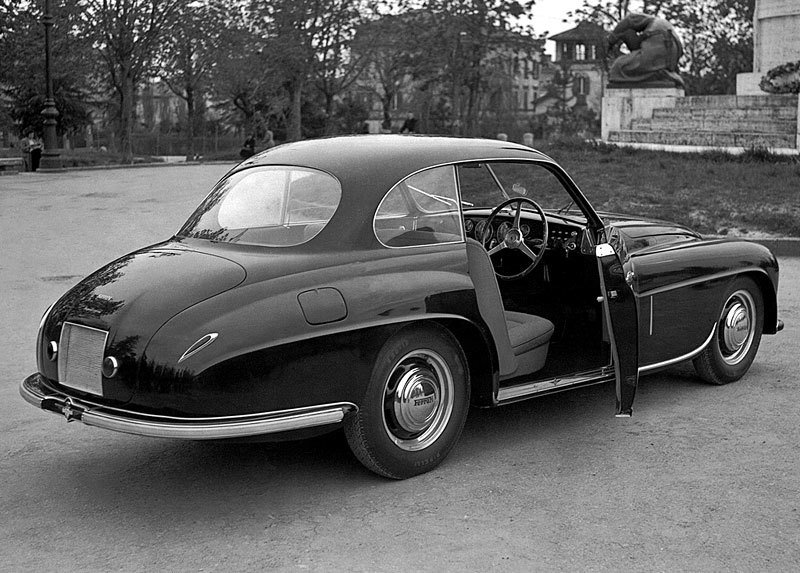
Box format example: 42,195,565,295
344,324,470,479
693,277,763,385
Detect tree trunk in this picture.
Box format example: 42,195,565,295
381,90,394,132
119,73,135,162
287,79,304,141
186,86,196,160
324,92,336,135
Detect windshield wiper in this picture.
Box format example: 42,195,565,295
407,184,459,208
557,199,575,214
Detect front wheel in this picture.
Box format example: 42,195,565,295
344,324,470,479
693,277,764,385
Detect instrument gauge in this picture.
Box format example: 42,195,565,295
496,221,512,241
520,223,531,238
475,220,489,241
464,219,475,235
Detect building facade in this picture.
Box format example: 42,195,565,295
547,21,607,115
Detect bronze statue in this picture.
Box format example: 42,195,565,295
607,13,684,88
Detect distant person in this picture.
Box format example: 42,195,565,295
264,129,276,149
21,131,43,171
240,134,256,159
400,113,418,134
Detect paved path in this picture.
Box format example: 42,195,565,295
1,166,799,571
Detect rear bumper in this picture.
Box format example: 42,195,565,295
20,373,356,440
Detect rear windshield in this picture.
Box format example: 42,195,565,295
178,166,341,247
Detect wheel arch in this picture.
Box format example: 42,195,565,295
429,317,499,408
740,270,778,335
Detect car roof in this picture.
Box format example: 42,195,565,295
238,135,555,198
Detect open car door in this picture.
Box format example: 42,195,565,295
596,241,639,416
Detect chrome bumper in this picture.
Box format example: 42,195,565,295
20,373,356,440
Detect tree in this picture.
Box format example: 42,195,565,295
311,0,374,135
159,1,226,158
78,0,183,158
0,0,95,139
417,0,537,136
352,10,432,132
209,10,286,139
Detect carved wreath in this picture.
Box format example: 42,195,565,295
760,60,800,94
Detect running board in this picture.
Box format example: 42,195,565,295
497,369,615,404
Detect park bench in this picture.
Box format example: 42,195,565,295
0,157,24,175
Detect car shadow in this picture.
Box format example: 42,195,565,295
24,365,719,525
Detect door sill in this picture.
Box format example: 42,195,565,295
496,367,614,404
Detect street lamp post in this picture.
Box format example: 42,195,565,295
40,0,61,169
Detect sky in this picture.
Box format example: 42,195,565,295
528,0,587,54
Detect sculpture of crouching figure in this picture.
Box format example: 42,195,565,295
607,13,684,89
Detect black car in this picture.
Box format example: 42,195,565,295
21,135,783,478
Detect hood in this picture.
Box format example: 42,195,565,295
597,211,698,234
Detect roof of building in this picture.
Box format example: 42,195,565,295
549,21,607,43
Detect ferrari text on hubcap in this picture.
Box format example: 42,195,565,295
383,350,454,452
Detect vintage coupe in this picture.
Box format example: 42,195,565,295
21,135,782,478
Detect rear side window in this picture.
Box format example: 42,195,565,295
374,166,463,247
178,166,341,246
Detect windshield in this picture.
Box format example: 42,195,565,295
178,166,341,247
457,161,573,212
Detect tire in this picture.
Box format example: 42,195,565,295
344,324,470,479
693,276,764,385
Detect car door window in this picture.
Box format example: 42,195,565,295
374,166,463,248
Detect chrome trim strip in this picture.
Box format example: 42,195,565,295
497,369,614,403
178,332,219,364
636,268,768,299
638,324,717,374
20,374,356,440
649,296,653,336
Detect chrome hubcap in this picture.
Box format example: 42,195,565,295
383,350,454,452
719,290,755,365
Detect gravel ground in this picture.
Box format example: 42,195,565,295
1,165,798,572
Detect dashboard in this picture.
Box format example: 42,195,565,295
463,210,584,252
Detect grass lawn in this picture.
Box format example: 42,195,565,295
3,139,798,237
538,141,800,238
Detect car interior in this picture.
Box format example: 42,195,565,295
375,160,612,385
459,162,611,384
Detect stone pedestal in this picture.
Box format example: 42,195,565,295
601,87,684,142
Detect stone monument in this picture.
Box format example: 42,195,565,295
737,0,800,95
602,3,799,153
601,12,685,141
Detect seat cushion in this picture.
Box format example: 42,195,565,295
505,311,555,356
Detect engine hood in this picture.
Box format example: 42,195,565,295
39,243,246,402
597,211,698,234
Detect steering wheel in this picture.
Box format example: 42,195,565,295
481,197,549,280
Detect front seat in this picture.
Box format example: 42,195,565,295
465,239,554,379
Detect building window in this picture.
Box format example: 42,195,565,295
573,75,590,95
522,87,529,110
575,44,586,60
589,44,597,60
